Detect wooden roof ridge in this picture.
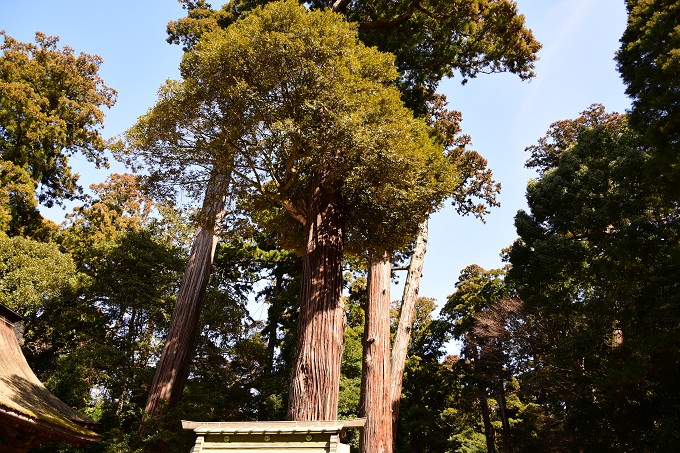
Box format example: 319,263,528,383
183,419,365,452
0,304,100,446
182,418,367,434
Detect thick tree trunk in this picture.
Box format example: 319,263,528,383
143,169,229,421
390,218,428,442
287,184,345,421
360,251,393,453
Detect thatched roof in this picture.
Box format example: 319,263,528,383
0,304,100,450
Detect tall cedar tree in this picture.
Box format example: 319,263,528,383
388,93,502,448
355,92,503,452
509,105,680,450
124,0,456,423
160,0,540,442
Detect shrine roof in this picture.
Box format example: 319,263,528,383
182,418,366,435
0,305,100,446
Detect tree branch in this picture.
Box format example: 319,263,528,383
359,12,413,31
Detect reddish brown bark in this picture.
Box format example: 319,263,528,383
360,251,393,453
287,184,346,421
143,169,229,421
390,218,428,442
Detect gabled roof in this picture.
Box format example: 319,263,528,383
0,305,100,449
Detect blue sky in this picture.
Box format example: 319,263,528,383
3,1,631,311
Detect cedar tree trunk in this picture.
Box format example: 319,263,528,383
287,183,346,420
360,251,393,453
390,218,428,442
143,168,229,421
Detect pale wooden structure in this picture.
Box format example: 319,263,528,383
182,419,366,453
0,304,100,451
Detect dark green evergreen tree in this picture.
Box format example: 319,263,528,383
616,0,680,196
509,105,680,451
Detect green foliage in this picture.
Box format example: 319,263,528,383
450,428,487,453
343,0,542,113
0,234,103,422
0,159,45,238
125,0,394,199
166,0,238,51
127,0,458,259
212,231,304,421
524,104,626,175
509,105,680,450
0,31,116,207
0,235,82,322
52,177,186,449
14,174,280,451
338,275,366,420
61,173,157,258
167,0,541,114
392,297,454,452
442,265,509,339
440,266,530,453
616,0,680,195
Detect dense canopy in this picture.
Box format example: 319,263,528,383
0,31,116,206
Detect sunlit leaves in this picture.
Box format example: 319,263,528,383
0,31,116,206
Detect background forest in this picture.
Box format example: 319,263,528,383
1,0,679,452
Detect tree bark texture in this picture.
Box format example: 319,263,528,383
287,184,346,421
390,218,428,442
360,251,393,453
143,169,229,420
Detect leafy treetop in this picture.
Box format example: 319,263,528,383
166,0,541,113
616,0,680,189
0,32,116,207
126,0,459,256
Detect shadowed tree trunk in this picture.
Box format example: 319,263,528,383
390,218,428,443
470,340,497,453
480,392,497,453
143,168,229,422
264,269,284,379
360,251,393,453
497,383,514,453
287,182,346,421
